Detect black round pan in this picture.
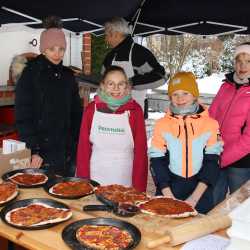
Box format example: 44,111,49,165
62,217,141,250
43,177,100,199
95,192,119,207
2,168,53,188
0,198,72,230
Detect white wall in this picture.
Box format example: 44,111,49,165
0,25,83,85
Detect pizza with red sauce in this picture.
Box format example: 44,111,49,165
0,182,18,204
49,181,93,197
8,173,48,186
76,224,133,250
138,197,198,218
5,203,72,227
94,184,149,204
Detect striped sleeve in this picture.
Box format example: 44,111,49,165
205,119,223,155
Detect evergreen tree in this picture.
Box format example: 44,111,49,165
182,48,211,78
219,37,234,73
91,35,110,75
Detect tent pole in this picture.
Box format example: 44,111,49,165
131,0,147,36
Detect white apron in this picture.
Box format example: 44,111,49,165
111,43,147,111
90,106,134,186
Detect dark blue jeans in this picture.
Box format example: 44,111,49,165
213,167,250,205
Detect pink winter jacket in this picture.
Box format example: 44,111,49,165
209,77,250,167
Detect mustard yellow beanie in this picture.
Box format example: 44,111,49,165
168,72,199,97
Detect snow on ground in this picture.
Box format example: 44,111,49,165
197,73,224,95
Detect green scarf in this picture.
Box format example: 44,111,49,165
98,89,132,111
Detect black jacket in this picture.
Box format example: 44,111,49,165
15,55,82,175
102,36,166,90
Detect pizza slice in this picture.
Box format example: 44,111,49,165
49,181,93,197
76,225,133,250
138,197,198,218
8,173,48,186
0,182,18,205
5,203,72,227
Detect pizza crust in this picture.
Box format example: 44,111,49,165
49,181,93,197
9,173,48,186
139,208,197,218
0,190,18,204
5,203,72,226
138,196,198,218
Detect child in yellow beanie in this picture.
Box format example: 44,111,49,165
149,71,223,214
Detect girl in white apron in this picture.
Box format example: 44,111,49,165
111,43,147,111
76,65,148,192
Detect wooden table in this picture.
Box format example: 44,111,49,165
0,187,228,250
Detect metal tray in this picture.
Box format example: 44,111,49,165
0,198,72,230
2,168,53,188
43,177,99,199
62,217,141,250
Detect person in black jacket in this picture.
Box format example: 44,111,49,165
14,16,82,176
102,17,166,115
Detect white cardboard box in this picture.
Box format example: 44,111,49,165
2,139,26,154
0,148,31,176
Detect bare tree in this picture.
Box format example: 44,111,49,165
146,35,195,77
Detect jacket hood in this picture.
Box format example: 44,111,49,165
11,55,28,83
11,54,64,83
225,72,250,86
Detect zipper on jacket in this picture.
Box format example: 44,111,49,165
190,122,194,135
183,116,188,178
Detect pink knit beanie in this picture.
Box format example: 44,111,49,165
39,28,66,53
234,44,250,58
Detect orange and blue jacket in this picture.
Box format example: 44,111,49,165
150,106,223,179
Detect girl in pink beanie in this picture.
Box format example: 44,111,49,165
39,16,66,64
39,16,66,54
15,16,82,176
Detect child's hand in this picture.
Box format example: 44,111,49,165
30,154,43,168
162,187,175,199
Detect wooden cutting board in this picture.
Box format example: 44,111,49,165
0,187,229,250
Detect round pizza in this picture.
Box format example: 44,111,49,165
94,184,149,204
138,197,198,218
0,182,18,205
8,173,48,186
76,224,133,250
49,181,94,197
5,203,72,227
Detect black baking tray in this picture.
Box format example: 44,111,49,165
62,217,141,250
43,177,100,199
2,168,53,188
0,198,72,230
